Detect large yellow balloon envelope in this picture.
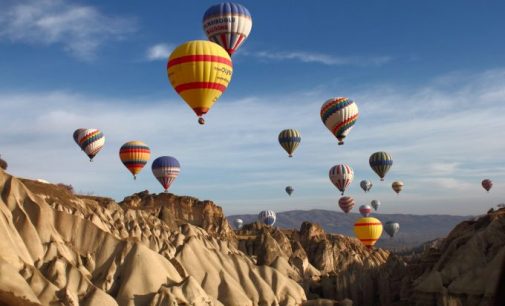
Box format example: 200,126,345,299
167,40,233,125
119,141,151,179
354,217,383,249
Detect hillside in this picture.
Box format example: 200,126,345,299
228,209,471,249
1,168,504,306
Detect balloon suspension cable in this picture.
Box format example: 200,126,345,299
198,117,205,125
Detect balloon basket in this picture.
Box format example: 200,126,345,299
198,117,205,125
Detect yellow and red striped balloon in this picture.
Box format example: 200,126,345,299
354,217,383,249
119,141,151,179
167,40,233,125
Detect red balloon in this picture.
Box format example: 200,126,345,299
482,179,493,192
338,196,355,213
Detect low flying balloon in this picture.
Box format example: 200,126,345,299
392,181,404,195
258,210,276,226
384,221,400,238
320,97,359,145
354,217,383,249
482,179,493,192
371,200,381,211
202,2,252,55
360,180,373,192
167,40,233,125
369,152,393,181
119,141,151,179
278,129,301,158
152,156,180,192
285,186,294,196
338,196,355,213
359,204,372,217
72,128,85,150
234,218,244,230
329,164,354,195
78,129,105,162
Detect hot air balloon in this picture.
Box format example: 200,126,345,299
392,181,404,195
338,196,355,213
119,141,151,179
320,97,359,145
329,164,354,195
285,186,294,196
359,204,372,217
234,218,244,230
78,129,105,161
278,129,301,158
167,40,233,125
152,156,180,192
258,210,276,226
371,200,381,211
360,180,372,192
482,179,493,192
384,221,400,238
73,128,86,150
369,151,393,181
202,2,252,55
354,217,383,249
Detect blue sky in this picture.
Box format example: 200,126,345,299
1,0,504,216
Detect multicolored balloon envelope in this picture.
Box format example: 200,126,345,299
203,2,252,55
278,129,301,157
384,221,400,238
234,218,244,229
151,156,181,192
369,151,393,181
338,196,355,213
392,181,404,194
360,180,372,192
359,204,372,217
167,40,233,125
371,200,381,211
119,141,151,179
329,164,354,195
354,217,383,249
482,179,493,192
320,97,359,145
285,186,294,196
78,129,105,161
258,210,276,226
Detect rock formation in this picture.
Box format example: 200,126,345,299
1,167,503,306
0,169,305,306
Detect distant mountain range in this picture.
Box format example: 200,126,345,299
228,209,472,250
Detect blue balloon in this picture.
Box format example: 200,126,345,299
258,210,276,226
151,156,181,192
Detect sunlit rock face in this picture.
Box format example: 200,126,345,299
0,170,306,306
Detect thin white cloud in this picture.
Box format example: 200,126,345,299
0,0,136,60
146,43,173,61
240,49,392,66
1,68,505,215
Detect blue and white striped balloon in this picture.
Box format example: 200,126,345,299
203,2,252,55
258,210,276,226
152,156,180,192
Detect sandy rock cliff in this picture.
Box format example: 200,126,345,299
0,169,305,306
1,167,503,306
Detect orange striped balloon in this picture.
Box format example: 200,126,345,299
119,141,151,179
167,40,233,125
353,217,383,249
